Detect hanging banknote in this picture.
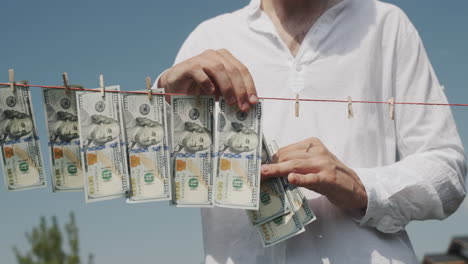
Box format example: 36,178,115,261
122,90,171,203
0,82,46,191
77,86,129,202
171,95,215,207
43,86,83,191
214,98,262,210
247,137,291,225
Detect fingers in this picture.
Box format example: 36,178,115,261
163,49,258,112
161,60,214,95
215,49,250,111
273,138,323,161
261,159,319,178
275,146,329,163
217,49,258,105
199,50,236,102
288,172,321,187
188,66,215,94
274,139,314,157
275,151,311,163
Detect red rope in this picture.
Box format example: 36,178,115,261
2,82,468,107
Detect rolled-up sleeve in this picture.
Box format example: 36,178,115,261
354,14,467,233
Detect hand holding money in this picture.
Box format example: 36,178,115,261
249,137,316,247
261,137,368,210
158,49,258,111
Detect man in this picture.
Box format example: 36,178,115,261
155,0,467,263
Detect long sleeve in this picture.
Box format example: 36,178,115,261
354,14,467,233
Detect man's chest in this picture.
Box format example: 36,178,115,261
209,30,395,162
234,45,383,100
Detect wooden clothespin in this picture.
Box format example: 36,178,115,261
146,76,152,100
8,69,15,92
295,94,300,117
348,96,354,119
99,74,105,97
388,97,395,120
62,72,70,94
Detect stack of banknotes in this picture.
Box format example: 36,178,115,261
0,83,315,246
247,138,316,247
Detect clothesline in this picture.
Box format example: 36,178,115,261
2,82,468,107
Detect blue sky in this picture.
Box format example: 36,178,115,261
1,0,467,263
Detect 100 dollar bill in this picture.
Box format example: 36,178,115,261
247,137,290,225
214,98,262,210
255,138,316,247
43,87,83,191
77,86,129,202
0,82,46,191
269,140,316,226
123,90,171,203
257,209,305,247
281,178,316,226
171,95,215,207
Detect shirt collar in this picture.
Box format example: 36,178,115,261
246,0,261,19
246,0,274,36
245,0,351,62
246,0,350,34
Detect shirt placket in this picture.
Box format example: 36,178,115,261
247,1,340,95
287,16,333,95
249,15,309,95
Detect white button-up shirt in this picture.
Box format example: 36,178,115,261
157,0,467,263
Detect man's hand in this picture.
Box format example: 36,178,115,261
159,49,258,111
261,138,368,210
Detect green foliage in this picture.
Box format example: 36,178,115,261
13,212,93,264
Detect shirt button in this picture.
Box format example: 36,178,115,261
296,65,302,72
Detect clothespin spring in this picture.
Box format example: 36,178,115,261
146,76,152,100
348,96,354,119
99,74,105,97
295,94,300,117
8,69,15,92
389,97,395,121
62,72,70,94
